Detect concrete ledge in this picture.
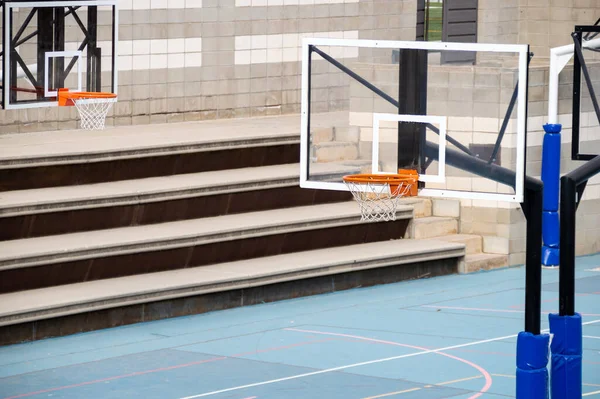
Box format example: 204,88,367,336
459,253,509,274
0,202,414,270
0,239,465,336
0,112,347,168
0,163,358,217
406,216,459,239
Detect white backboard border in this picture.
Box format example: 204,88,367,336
299,37,529,203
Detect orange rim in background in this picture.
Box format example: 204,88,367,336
58,88,117,106
342,169,419,197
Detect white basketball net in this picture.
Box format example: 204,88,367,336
73,97,117,130
344,180,413,222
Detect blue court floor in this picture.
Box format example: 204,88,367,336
1,256,599,399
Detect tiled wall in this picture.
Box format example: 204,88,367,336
478,0,600,57
0,0,416,133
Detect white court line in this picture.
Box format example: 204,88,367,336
584,335,600,340
421,305,600,317
178,319,600,399
422,305,522,313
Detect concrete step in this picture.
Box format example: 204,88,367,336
0,238,465,344
406,216,458,239
0,163,357,240
311,126,359,144
459,253,509,274
433,234,482,254
0,112,348,191
0,202,415,293
313,141,359,163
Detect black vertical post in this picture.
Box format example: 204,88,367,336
87,5,98,92
37,7,53,99
306,45,313,179
9,8,18,104
54,7,65,93
572,31,582,161
522,187,543,334
397,49,428,173
111,5,117,93
2,4,7,107
416,0,425,41
559,176,577,316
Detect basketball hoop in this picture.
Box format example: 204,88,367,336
343,169,419,222
58,89,117,130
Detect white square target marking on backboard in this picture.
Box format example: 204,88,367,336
44,50,83,97
371,113,447,184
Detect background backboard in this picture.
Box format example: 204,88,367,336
1,0,118,109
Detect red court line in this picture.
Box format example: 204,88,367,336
2,356,228,399
286,327,493,399
2,338,335,399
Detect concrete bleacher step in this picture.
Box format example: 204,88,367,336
460,253,509,274
0,112,347,191
0,238,466,345
0,163,357,240
434,234,483,254
406,216,459,239
0,202,415,294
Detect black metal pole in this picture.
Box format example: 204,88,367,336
37,7,53,99
397,49,427,172
87,5,98,91
9,8,17,104
572,31,582,161
2,3,6,108
111,4,117,93
559,176,577,316
523,187,543,334
306,45,313,180
54,7,65,93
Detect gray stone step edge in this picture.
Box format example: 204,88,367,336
0,202,416,270
0,134,300,169
0,163,357,217
0,239,466,327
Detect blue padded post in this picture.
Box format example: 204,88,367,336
541,123,562,266
549,313,583,399
516,331,550,399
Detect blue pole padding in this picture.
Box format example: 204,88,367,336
549,313,583,399
516,331,550,399
541,123,562,267
542,246,560,267
541,124,562,211
542,211,560,247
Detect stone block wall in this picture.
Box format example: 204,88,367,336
478,0,600,58
0,0,417,133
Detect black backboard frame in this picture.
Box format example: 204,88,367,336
572,25,600,161
1,0,118,109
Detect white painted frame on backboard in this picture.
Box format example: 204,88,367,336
299,37,529,203
3,0,119,110
371,113,446,184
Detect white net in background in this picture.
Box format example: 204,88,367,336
72,97,117,130
344,180,413,222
